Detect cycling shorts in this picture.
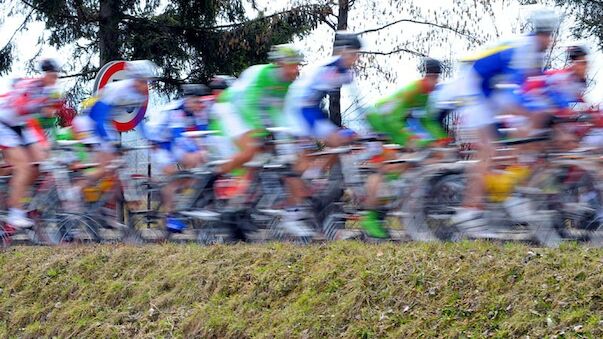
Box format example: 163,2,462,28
286,106,337,139
0,123,38,148
213,103,252,139
453,65,504,130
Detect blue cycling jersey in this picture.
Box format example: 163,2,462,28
145,99,209,145
465,35,546,98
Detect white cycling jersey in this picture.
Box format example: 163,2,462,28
285,56,353,109
284,56,354,137
94,79,147,115
0,78,59,126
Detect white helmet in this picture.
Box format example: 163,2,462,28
125,60,158,80
529,7,559,34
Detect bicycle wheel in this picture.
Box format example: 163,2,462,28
123,180,165,243
526,163,603,244
0,222,14,248
402,170,465,242
319,203,346,241
195,218,226,245
27,187,62,245
45,214,101,245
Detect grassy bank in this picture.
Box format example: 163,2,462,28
1,242,602,338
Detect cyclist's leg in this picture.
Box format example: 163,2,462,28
83,145,115,183
0,124,34,227
23,135,48,187
360,142,402,239
151,146,186,232
451,65,498,223
283,108,350,236
219,131,260,174
172,141,205,170
462,125,495,208
72,115,111,184
5,146,32,206
360,172,390,238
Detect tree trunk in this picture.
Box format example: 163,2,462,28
99,0,121,65
328,0,349,127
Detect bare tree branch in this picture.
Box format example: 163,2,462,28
545,25,563,70
60,69,98,79
0,8,34,51
20,0,39,10
360,48,427,57
358,18,484,44
324,18,337,30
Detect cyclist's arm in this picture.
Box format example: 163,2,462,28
88,101,113,140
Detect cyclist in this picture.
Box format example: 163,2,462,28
71,60,157,204
146,83,211,232
519,45,589,131
212,44,303,175
361,58,447,239
73,61,156,166
283,31,361,146
0,58,62,227
279,31,363,236
450,8,560,234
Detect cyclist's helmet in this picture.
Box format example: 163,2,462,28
181,83,210,97
268,44,304,64
567,45,588,61
209,76,235,90
530,8,559,34
39,58,61,73
126,60,158,80
333,31,363,50
423,58,443,75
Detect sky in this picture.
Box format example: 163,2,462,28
1,0,602,126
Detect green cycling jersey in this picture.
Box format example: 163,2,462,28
217,63,291,137
367,79,446,146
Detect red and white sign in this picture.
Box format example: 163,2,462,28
93,60,148,132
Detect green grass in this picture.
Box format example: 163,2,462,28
1,241,602,338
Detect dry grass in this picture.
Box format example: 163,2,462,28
1,241,602,338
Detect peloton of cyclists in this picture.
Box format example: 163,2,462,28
2,6,598,242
